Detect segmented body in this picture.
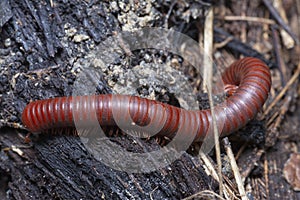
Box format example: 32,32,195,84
21,57,271,142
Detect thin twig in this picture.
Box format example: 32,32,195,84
222,138,247,200
234,142,248,160
223,16,276,24
271,25,287,85
199,151,220,181
183,190,226,200
240,1,247,43
265,93,293,146
263,62,300,118
199,152,237,199
163,0,177,28
214,28,276,68
275,95,292,129
273,0,295,49
214,36,234,49
264,158,270,198
262,0,299,45
239,149,265,182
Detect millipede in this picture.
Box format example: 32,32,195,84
21,57,272,143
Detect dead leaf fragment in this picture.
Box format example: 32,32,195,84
283,153,300,191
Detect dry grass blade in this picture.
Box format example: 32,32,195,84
203,7,224,198
223,16,275,24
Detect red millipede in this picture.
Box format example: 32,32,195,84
21,57,271,143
